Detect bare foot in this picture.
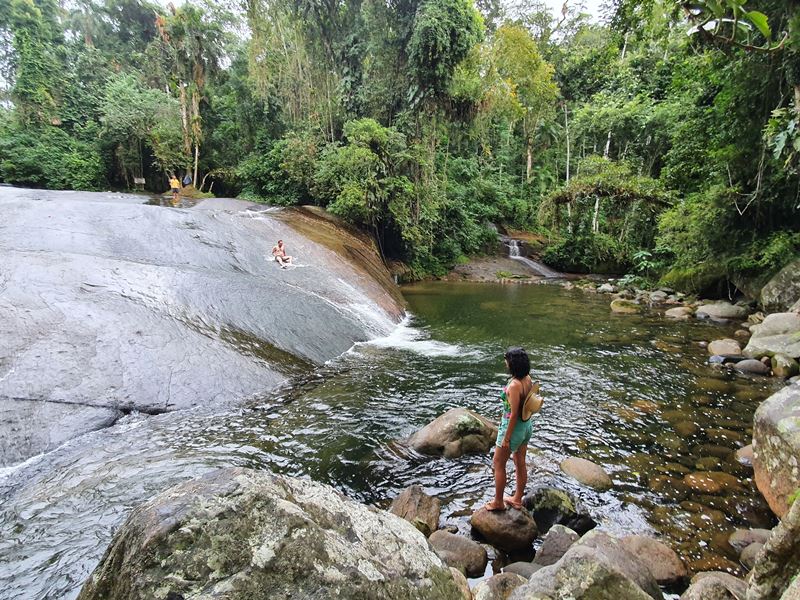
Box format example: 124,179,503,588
483,501,507,512
504,496,523,510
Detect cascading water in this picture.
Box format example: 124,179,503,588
506,239,561,278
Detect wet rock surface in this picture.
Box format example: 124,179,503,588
390,484,441,537
77,467,462,600
752,384,800,516
408,407,497,458
560,457,612,491
428,530,488,577
0,190,402,466
470,506,539,553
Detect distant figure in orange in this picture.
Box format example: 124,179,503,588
271,240,293,268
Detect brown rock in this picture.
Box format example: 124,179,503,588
691,572,746,599
533,524,579,566
727,529,771,554
708,339,742,356
408,407,497,458
739,542,762,571
687,557,741,575
621,535,688,586
675,421,699,438
666,306,694,320
560,457,613,491
428,530,488,578
450,568,472,600
735,445,754,467
470,506,538,553
681,577,738,600
685,472,724,494
390,485,441,537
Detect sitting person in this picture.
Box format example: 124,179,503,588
271,240,293,268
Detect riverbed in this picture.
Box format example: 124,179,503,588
0,281,780,599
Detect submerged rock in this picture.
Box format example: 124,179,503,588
752,385,800,516
611,299,642,314
390,485,441,537
470,506,538,553
408,408,497,458
560,457,613,491
77,468,463,600
428,530,488,578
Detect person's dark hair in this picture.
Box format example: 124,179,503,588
504,347,530,380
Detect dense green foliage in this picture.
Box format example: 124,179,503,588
0,0,798,288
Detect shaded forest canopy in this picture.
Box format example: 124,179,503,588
0,0,798,287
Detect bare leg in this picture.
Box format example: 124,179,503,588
505,444,528,509
485,445,510,511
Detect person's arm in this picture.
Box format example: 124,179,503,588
501,380,521,449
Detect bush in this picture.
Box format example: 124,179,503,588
542,234,631,274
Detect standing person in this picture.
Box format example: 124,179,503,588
484,347,540,511
169,174,181,205
271,239,293,268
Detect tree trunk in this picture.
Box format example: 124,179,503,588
179,83,191,156
526,142,533,183
193,143,199,189
592,195,600,233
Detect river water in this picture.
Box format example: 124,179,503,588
0,281,781,599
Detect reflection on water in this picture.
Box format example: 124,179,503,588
0,282,781,599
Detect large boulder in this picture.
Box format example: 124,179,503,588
77,468,463,600
696,302,749,321
760,259,800,312
509,530,663,600
470,507,539,553
408,408,497,458
620,535,687,586
390,485,441,537
752,385,800,516
744,313,800,359
746,498,800,600
428,530,488,578
560,457,613,491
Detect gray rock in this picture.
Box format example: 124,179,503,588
728,529,771,554
752,385,800,516
747,498,800,600
744,312,800,359
735,445,754,467
473,573,528,600
598,283,617,293
510,530,662,600
470,506,538,553
650,291,669,303
620,535,688,586
560,457,613,491
682,577,738,600
408,407,497,458
533,524,579,566
740,542,763,571
390,485,441,537
734,359,771,375
709,339,743,356
760,259,800,312
697,302,749,321
77,468,463,600
504,561,541,578
692,572,747,600
429,530,488,578
665,306,694,319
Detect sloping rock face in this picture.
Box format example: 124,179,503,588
760,259,800,312
752,384,800,517
408,408,497,458
0,190,403,466
746,498,800,600
744,313,800,359
78,468,462,600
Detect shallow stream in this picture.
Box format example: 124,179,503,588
0,281,781,599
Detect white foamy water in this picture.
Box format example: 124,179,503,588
355,314,483,358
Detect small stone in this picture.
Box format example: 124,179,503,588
428,530,488,577
696,456,720,471
734,329,751,340
727,528,771,554
560,457,613,491
739,542,763,570
733,359,770,375
708,339,742,356
598,283,617,293
472,572,527,600
706,428,745,445
666,306,694,319
735,445,754,467
674,421,699,438
611,299,642,314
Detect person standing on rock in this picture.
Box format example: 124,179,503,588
485,347,540,511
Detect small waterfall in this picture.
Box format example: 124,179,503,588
506,239,561,278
